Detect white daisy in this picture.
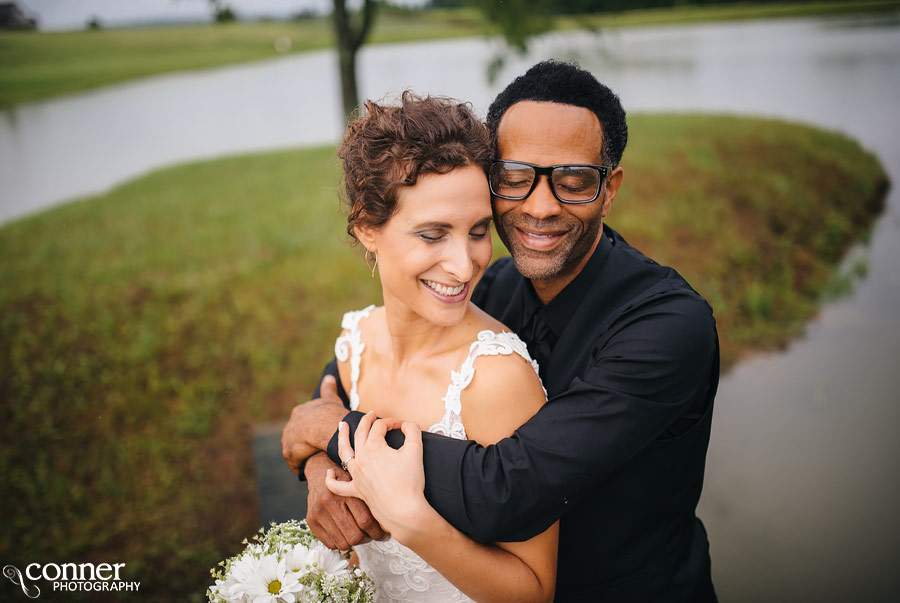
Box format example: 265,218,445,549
307,544,350,578
208,577,238,603
283,544,316,578
243,554,302,603
223,554,262,602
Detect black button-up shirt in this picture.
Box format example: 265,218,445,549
327,226,719,602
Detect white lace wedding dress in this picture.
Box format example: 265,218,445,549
333,305,545,603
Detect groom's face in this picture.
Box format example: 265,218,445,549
492,101,621,289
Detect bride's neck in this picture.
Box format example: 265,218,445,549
382,301,461,368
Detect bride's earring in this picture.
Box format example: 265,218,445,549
365,249,378,278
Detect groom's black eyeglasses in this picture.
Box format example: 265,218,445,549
489,160,611,205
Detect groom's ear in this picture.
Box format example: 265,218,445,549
353,224,377,250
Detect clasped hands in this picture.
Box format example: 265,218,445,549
326,412,431,544
281,376,427,550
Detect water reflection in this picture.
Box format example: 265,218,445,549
2,14,899,602
0,50,345,223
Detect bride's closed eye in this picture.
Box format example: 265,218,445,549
415,230,446,243
469,218,492,240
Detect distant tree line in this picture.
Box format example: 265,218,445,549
433,0,874,11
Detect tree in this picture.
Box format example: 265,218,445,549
469,0,554,53
466,0,555,83
333,0,377,120
208,0,237,23
331,0,548,120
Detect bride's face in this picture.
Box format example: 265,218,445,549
361,164,493,328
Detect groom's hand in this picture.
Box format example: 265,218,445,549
282,376,348,475
304,451,387,550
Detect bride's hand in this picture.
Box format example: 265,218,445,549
325,411,433,539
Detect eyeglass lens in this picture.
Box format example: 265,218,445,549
551,166,601,202
490,162,601,203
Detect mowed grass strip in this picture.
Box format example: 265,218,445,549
0,11,488,108
557,0,900,29
3,1,899,107
0,115,886,600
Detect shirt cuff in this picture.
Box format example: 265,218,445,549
325,410,365,466
297,409,361,483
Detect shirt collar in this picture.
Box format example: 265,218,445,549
521,226,615,336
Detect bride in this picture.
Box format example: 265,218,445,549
320,92,557,603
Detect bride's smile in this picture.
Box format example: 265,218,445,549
421,279,467,300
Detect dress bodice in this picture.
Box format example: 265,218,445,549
332,305,544,602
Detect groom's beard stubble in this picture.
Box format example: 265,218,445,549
494,208,602,282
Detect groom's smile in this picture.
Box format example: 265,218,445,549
513,225,569,251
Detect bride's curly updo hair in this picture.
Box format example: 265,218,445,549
339,91,491,242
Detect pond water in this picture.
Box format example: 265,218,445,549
2,13,899,602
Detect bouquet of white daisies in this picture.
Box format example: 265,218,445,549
207,520,375,603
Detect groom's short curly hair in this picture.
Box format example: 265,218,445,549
339,91,491,241
486,60,628,168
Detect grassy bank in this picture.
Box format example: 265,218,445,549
2,1,899,107
559,0,900,29
0,12,487,108
0,115,887,600
612,115,887,363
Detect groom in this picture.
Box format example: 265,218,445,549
283,60,719,602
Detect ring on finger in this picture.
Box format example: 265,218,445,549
341,454,354,472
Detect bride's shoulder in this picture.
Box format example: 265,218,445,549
460,351,546,444
459,313,547,446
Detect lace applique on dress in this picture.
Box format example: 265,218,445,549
430,330,547,440
333,310,546,602
334,305,375,411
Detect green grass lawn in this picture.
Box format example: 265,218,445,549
2,1,898,108
0,115,887,600
0,11,488,108
558,0,900,29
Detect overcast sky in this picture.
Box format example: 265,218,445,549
17,0,420,31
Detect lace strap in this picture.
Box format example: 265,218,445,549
431,330,546,440
334,305,376,411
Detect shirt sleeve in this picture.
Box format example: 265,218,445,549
332,292,718,543
313,357,351,408
299,358,352,482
